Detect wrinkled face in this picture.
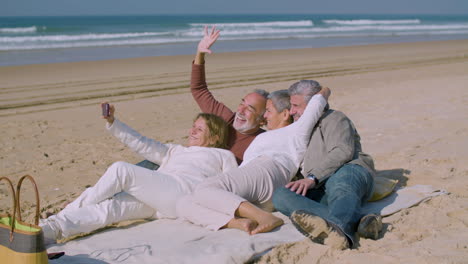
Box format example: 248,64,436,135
290,94,308,122
233,92,266,134
188,117,213,147
263,99,284,130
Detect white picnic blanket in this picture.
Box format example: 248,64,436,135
361,184,449,216
48,185,448,264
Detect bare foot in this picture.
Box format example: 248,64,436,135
250,214,284,235
226,218,258,233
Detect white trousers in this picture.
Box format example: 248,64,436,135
176,156,290,230
45,161,187,238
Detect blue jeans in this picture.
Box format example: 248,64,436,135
273,164,374,244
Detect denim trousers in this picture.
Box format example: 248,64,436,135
272,164,374,243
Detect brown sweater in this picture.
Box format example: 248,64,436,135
191,63,264,164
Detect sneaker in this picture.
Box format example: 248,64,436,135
290,210,350,250
357,214,382,240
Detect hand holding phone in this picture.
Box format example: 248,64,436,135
102,103,110,117
101,102,114,124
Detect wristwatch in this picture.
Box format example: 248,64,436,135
306,174,319,185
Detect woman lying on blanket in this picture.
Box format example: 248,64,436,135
177,83,330,235
40,103,237,245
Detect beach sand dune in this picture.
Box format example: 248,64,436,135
1,39,467,263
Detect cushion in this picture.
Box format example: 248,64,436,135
368,177,398,202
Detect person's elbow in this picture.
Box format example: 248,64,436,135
329,145,354,163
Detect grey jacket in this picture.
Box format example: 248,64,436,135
301,109,375,184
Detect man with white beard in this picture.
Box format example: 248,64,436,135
189,26,268,164
136,27,267,170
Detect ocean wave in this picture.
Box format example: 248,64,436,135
182,23,468,37
189,20,313,28
182,27,315,37
0,32,170,43
4,24,466,46
388,29,468,36
366,24,468,31
0,26,40,33
200,29,468,41
2,20,468,51
323,19,421,25
4,28,468,52
0,37,200,51
323,24,468,32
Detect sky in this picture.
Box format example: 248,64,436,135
2,0,468,17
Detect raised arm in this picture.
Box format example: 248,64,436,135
282,88,329,195
191,26,234,122
101,103,169,164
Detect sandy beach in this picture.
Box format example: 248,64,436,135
1,39,467,263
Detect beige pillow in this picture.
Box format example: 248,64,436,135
368,177,399,202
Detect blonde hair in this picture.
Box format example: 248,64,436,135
194,113,230,149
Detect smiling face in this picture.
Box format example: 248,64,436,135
263,99,292,130
264,99,282,130
188,117,214,147
233,92,267,134
290,94,308,122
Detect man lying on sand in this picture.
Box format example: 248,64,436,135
176,74,330,235
273,81,382,250
178,27,382,248
137,26,268,170
191,26,269,164
177,89,294,232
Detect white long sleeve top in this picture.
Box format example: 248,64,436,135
107,119,238,192
241,94,327,179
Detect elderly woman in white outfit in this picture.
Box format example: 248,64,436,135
40,103,237,244
177,87,330,234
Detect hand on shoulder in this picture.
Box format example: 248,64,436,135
319,87,331,100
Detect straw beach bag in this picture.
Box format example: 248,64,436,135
0,175,48,264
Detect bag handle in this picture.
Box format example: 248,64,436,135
16,175,41,226
0,176,17,241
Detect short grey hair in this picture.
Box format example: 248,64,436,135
253,89,269,100
288,80,322,104
267,89,290,112
251,89,269,121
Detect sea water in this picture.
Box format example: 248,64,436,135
1,14,467,66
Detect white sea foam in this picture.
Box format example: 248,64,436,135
182,27,315,37
373,24,468,31
0,32,170,43
331,24,468,32
182,23,468,37
190,20,313,28
0,37,198,51
0,26,39,33
2,19,467,51
323,19,421,25
389,29,468,36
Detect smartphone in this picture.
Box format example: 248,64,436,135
47,252,65,260
102,103,110,117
